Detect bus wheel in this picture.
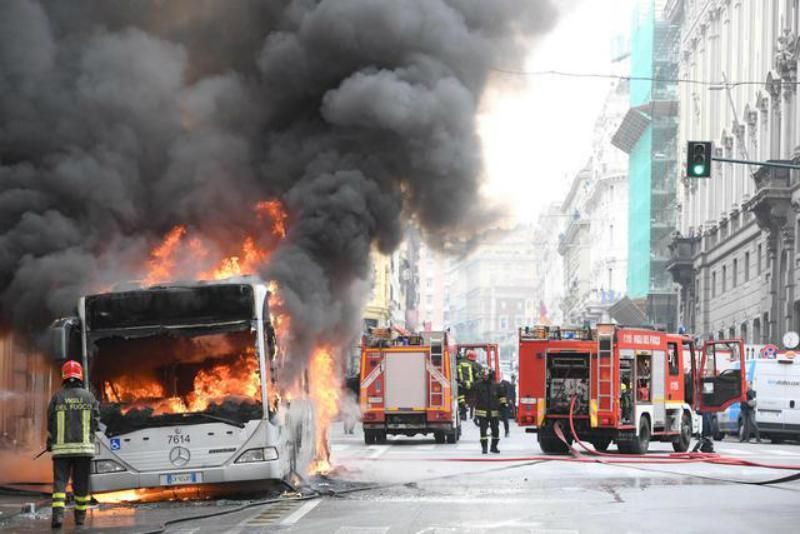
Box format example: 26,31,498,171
672,412,691,452
628,416,650,454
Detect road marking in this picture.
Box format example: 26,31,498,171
767,449,798,456
334,527,390,534
415,444,436,450
720,447,752,455
368,445,390,459
331,443,352,451
279,499,321,526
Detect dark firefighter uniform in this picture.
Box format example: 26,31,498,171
456,356,475,420
473,370,507,454
47,360,99,528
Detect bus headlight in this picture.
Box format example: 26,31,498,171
235,447,279,464
92,459,127,474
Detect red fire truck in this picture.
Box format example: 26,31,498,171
360,330,461,444
456,343,502,382
517,324,746,454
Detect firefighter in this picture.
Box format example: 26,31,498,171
456,352,475,421
47,360,99,529
498,375,513,437
620,381,632,424
474,368,507,454
467,351,482,420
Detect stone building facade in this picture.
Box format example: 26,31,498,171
667,0,800,348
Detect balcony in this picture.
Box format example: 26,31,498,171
666,233,699,288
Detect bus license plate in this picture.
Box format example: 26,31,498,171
160,472,202,486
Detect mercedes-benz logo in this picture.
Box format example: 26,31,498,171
169,446,191,467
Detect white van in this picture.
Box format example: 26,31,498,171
716,354,800,443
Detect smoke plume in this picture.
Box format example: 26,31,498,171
0,1,559,368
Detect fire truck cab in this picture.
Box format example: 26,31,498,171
517,324,746,454
360,330,460,444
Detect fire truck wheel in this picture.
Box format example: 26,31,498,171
672,412,692,452
629,416,651,454
445,431,457,444
376,431,388,444
364,430,376,445
434,431,446,444
538,426,569,454
590,437,611,451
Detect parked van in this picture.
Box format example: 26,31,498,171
716,354,800,443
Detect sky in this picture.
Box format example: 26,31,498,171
479,0,638,226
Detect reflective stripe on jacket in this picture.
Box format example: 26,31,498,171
457,361,474,388
47,384,99,457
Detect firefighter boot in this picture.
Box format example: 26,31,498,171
75,508,86,526
490,438,500,454
481,439,488,454
51,507,64,529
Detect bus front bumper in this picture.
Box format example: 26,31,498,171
91,459,283,493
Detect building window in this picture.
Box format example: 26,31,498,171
744,252,750,282
758,243,763,275
732,259,738,288
722,265,727,292
712,271,717,298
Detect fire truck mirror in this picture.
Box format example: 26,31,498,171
49,316,81,363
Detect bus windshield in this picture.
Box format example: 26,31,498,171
91,329,264,436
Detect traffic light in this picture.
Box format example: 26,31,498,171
687,141,712,178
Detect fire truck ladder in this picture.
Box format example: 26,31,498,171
428,332,445,406
597,329,614,412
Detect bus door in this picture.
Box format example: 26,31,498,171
696,340,746,412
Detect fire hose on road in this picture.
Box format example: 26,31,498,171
394,395,800,486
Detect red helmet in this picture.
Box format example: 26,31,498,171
61,360,83,382
467,351,477,361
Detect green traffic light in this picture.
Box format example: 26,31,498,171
692,164,705,176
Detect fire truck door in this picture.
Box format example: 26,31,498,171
697,340,746,412
652,350,666,426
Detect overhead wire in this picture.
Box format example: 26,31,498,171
488,68,797,88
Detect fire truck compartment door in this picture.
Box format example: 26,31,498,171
698,340,746,412
652,350,666,425
384,352,427,409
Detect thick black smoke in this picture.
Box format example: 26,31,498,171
0,0,558,367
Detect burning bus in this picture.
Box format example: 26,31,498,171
49,279,315,493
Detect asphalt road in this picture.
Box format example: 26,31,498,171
4,421,800,533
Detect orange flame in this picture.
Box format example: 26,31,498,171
144,225,187,285
107,351,261,416
256,200,288,239
143,201,287,284
308,346,341,475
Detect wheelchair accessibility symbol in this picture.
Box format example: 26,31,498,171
110,438,121,451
